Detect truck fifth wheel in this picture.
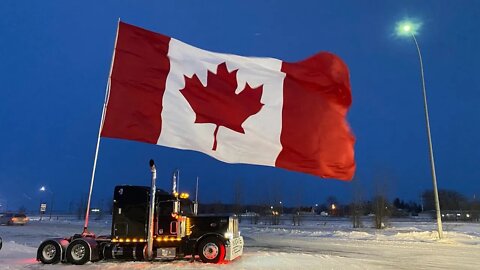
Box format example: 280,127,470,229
36,160,244,264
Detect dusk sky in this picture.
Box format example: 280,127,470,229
0,1,479,212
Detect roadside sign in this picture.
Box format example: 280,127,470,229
40,203,47,213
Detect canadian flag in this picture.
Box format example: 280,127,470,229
101,22,355,180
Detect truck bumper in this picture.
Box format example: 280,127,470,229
225,236,243,261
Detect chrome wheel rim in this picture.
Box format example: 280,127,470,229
203,242,219,260
71,244,86,261
42,244,57,260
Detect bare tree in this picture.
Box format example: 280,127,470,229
293,183,304,226
372,170,392,229
350,178,364,228
372,195,391,229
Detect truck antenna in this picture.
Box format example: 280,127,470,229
195,176,199,202
193,176,199,215
177,169,180,193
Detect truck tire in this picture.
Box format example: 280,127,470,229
66,240,90,265
198,237,225,263
97,242,106,260
38,240,61,264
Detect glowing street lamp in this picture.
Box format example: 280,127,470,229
396,19,443,239
395,20,421,37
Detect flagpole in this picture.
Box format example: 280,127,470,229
82,19,121,235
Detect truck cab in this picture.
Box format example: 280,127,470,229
109,185,243,263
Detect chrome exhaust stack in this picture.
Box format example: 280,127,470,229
146,159,157,261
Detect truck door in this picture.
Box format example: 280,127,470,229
155,199,178,237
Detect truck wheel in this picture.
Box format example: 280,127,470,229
66,240,90,265
198,237,225,263
97,242,106,260
38,241,61,264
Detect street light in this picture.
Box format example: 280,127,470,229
396,19,444,239
40,186,54,221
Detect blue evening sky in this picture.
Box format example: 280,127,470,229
0,1,479,211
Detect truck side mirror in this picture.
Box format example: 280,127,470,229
193,202,198,215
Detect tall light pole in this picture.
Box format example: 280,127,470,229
40,186,54,221
396,20,443,239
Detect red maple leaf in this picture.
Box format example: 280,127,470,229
180,62,264,151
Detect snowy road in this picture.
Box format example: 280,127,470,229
0,218,479,269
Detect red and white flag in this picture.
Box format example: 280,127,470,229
101,22,355,180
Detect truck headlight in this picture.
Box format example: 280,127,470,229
224,232,233,239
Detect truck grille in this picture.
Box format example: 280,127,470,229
186,217,192,236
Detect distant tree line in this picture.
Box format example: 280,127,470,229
196,188,479,229
421,189,477,211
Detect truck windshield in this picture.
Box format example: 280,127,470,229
180,199,193,215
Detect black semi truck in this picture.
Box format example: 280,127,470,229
36,160,243,265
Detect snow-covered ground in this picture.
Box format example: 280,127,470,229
0,217,479,269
